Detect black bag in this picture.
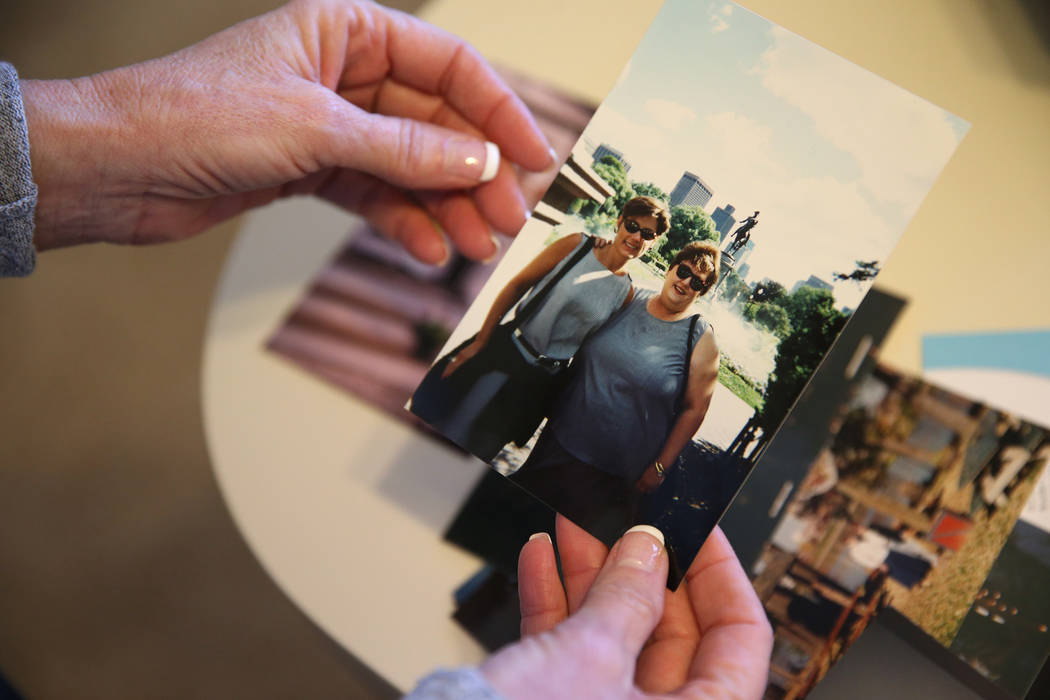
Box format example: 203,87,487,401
411,237,596,460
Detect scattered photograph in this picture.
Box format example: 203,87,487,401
755,362,1050,699
408,0,968,584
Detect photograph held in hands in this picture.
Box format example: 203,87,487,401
408,0,968,587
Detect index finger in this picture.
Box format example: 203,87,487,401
680,527,772,700
555,515,608,614
377,6,554,171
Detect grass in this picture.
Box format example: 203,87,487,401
719,362,764,410
889,467,1043,646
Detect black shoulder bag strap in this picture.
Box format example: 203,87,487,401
507,235,596,331
674,314,702,413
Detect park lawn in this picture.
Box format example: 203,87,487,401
888,468,1043,646
719,363,764,411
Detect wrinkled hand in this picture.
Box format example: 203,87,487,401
441,336,486,378
22,0,554,261
483,516,772,699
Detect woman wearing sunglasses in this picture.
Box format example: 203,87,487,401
510,241,721,546
415,195,671,461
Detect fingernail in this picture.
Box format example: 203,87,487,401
445,139,500,183
548,146,559,167
481,234,501,264
529,532,551,544
420,234,449,266
616,525,665,572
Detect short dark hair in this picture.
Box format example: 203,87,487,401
670,241,720,295
619,196,670,234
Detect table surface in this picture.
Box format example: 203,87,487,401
202,0,1050,692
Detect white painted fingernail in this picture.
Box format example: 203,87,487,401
445,139,500,183
481,234,501,264
617,525,665,572
548,146,559,165
529,532,552,544
480,141,500,182
625,524,665,546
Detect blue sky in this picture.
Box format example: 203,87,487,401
579,0,969,308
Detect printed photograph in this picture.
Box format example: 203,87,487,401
754,363,1050,699
408,0,968,583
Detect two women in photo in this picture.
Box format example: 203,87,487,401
411,195,670,460
411,195,721,543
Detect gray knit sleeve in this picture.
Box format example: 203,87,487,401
403,667,506,700
1,62,37,277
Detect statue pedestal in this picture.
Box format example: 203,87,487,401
716,248,737,294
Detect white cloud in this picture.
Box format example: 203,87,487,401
711,3,733,32
755,27,964,212
643,98,698,131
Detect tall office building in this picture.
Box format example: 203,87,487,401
737,262,751,280
591,143,631,174
669,171,714,210
711,203,737,241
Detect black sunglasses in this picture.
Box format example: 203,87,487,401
675,263,709,292
623,218,659,241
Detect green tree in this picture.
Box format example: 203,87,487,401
753,303,792,339
757,286,847,433
592,155,634,216
752,280,786,304
774,285,836,328
630,181,669,202
659,205,718,258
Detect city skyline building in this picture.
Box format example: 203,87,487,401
669,171,714,210
711,203,737,241
591,143,631,174
729,238,755,269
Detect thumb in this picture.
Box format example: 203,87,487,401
333,106,500,190
480,525,667,699
569,525,668,661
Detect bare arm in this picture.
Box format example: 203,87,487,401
636,330,719,492
443,233,583,376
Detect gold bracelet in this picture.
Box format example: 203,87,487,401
654,460,665,477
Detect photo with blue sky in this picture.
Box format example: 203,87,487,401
580,0,969,309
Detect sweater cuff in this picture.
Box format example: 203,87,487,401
403,667,506,700
1,62,38,277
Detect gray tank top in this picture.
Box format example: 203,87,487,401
516,236,632,360
549,288,708,480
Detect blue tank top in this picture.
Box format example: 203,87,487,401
516,236,632,360
549,289,708,480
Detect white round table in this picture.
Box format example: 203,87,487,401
202,0,1050,692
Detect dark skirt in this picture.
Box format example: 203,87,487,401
411,329,564,462
509,428,639,547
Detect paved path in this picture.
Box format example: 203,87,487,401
696,381,756,450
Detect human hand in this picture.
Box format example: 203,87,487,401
635,462,665,493
21,0,554,262
484,516,772,699
441,336,486,378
